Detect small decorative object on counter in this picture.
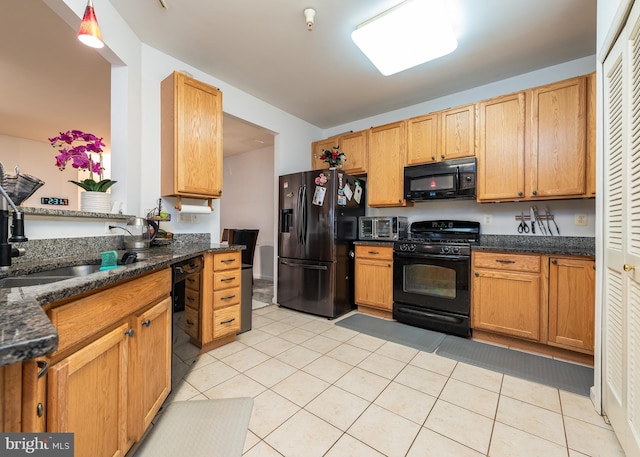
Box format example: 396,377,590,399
320,146,346,169
2,165,44,205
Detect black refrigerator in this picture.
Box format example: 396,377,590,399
277,169,365,318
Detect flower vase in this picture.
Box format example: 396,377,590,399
81,191,111,213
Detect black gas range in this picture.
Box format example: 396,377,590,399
393,220,480,337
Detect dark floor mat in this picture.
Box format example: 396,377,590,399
335,313,446,353
436,335,593,396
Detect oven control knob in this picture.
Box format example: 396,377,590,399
452,246,461,254
442,246,450,253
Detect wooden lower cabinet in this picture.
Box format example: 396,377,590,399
355,245,394,318
19,269,173,457
0,362,23,432
472,268,541,340
548,257,595,354
48,323,129,457
472,251,595,360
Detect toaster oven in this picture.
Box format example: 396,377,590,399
359,216,408,240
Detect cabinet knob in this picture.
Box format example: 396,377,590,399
624,264,635,272
441,154,445,159
532,190,538,196
124,329,135,337
518,191,523,197
551,259,557,265
142,319,151,327
431,156,436,161
37,403,44,418
474,272,479,277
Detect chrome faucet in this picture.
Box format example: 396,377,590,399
0,163,27,268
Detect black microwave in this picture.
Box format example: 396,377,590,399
404,157,476,201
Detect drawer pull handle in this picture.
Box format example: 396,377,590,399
37,403,44,417
187,278,196,283
368,251,379,255
495,259,516,264
187,296,196,302
142,319,151,327
221,259,235,263
221,277,236,282
124,329,135,337
186,320,195,325
221,318,236,325
221,295,236,300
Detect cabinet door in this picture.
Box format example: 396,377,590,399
130,297,172,440
311,138,338,171
341,130,368,175
1,362,22,432
440,104,476,160
548,258,595,354
355,258,393,310
368,121,407,207
586,72,596,196
48,323,129,457
477,93,526,201
472,269,541,341
162,72,223,198
407,113,439,165
530,76,587,198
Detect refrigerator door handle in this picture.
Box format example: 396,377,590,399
296,185,303,245
301,184,307,245
281,261,328,270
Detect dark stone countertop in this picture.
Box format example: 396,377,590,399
0,243,244,367
474,235,595,257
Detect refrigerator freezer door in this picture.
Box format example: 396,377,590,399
278,258,336,317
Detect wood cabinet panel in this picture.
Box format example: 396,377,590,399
213,305,241,338
473,251,540,272
213,286,241,309
440,104,476,161
530,75,587,198
548,257,595,354
213,270,241,289
47,269,171,358
355,245,394,313
184,306,199,340
407,113,439,165
368,121,407,207
477,92,526,201
161,71,223,198
311,137,338,171
472,269,541,341
48,323,129,457
1,363,22,432
341,130,368,175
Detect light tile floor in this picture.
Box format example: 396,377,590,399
167,306,625,457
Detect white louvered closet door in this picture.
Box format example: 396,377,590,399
603,1,640,454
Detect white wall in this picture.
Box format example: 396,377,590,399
220,146,275,280
324,56,597,237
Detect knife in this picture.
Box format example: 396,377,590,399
533,206,547,235
530,207,535,234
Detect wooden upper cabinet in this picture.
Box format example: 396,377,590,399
407,113,439,165
368,121,408,207
586,72,596,196
440,104,477,161
311,137,338,171
340,130,368,175
161,71,223,199
406,104,476,165
530,75,587,198
477,92,526,201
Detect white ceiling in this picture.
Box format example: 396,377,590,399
0,0,596,159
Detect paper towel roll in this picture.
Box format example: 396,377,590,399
179,204,212,214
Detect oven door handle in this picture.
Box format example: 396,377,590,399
393,252,469,261
396,306,465,324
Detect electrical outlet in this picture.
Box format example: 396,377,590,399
575,213,588,226
484,215,492,224
179,213,194,223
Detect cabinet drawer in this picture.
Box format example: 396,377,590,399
473,252,540,273
355,245,394,261
213,269,241,289
184,306,199,340
48,269,171,356
213,305,240,337
185,273,201,291
213,251,241,271
213,287,241,309
185,287,200,309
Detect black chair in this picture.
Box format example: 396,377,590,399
228,229,259,267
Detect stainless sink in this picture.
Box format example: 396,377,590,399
26,264,102,277
0,264,103,289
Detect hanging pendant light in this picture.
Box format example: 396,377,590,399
77,0,104,49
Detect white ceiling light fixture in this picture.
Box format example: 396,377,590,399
351,0,458,76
